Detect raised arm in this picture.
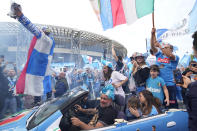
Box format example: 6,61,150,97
151,28,160,54
112,44,119,62
10,3,42,38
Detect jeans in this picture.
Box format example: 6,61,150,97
166,85,178,109
176,86,183,101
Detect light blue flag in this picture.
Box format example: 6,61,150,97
81,55,92,64
92,59,100,69
100,0,113,30
189,0,197,33
156,29,168,39
179,54,190,68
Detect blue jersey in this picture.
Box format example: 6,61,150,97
146,76,166,103
18,14,42,38
155,51,179,86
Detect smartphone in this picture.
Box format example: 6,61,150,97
173,69,183,84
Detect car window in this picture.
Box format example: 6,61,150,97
26,87,88,130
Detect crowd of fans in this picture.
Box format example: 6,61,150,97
0,28,195,114
1,3,197,130
1,29,197,130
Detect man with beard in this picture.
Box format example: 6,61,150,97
70,84,118,130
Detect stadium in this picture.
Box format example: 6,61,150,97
0,22,127,69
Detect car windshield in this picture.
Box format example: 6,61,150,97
26,87,88,130
0,22,126,121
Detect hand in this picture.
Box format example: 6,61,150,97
10,3,22,18
112,83,121,89
129,107,140,117
185,71,193,77
52,73,56,77
190,67,197,73
71,117,82,127
182,75,191,88
164,99,170,106
52,89,56,93
74,104,83,112
151,28,156,34
133,60,138,68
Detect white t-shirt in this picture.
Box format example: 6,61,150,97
146,54,156,66
105,71,127,97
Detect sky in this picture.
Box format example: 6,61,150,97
0,0,196,58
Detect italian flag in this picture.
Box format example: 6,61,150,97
122,0,154,24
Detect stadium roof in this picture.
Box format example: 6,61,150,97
0,22,127,55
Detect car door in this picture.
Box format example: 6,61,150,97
121,110,188,131
94,110,188,131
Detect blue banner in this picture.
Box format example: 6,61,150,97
189,0,197,33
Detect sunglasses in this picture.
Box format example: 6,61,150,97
191,63,197,67
136,56,144,59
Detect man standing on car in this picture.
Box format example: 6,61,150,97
9,3,55,103
70,85,118,130
151,28,179,109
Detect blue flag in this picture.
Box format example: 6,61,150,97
156,29,168,40
189,0,197,33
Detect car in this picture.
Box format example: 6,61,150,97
0,86,189,131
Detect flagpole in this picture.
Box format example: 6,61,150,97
152,12,155,28
152,0,155,28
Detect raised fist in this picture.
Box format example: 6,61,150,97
8,2,22,19
151,28,156,34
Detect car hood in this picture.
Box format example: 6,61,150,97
0,109,35,130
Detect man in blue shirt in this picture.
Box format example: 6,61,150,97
151,28,179,109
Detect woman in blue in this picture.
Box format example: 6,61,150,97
139,90,162,117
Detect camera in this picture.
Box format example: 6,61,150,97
130,57,135,61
